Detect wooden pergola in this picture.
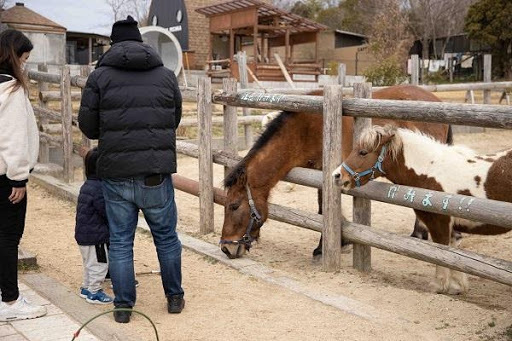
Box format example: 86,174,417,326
196,0,327,82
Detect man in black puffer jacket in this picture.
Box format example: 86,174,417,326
78,16,184,323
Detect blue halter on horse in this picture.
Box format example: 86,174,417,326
341,146,387,187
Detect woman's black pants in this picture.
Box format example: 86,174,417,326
0,176,26,302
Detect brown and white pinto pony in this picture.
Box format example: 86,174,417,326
332,125,512,294
220,85,452,259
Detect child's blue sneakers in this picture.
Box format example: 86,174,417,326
79,287,91,299
86,290,113,305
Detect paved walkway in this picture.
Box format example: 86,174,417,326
0,282,99,341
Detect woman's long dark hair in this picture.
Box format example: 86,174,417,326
0,29,33,92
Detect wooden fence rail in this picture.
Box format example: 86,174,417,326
212,92,512,129
33,106,78,125
29,70,199,102
36,115,263,130
235,81,512,96
29,69,512,104
39,90,81,101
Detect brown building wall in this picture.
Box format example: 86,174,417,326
186,0,271,70
289,31,377,75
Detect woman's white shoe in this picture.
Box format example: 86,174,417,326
0,295,47,322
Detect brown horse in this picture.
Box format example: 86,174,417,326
220,85,451,259
332,125,512,293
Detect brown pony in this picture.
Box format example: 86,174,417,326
220,85,451,259
333,125,512,293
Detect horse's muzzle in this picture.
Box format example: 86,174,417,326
220,243,247,259
333,170,352,190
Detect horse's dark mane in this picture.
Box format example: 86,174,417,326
224,111,294,188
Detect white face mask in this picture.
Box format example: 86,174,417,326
20,62,27,71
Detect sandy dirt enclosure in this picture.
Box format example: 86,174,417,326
20,128,512,341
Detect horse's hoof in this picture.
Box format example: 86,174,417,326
447,284,464,295
432,267,451,293
421,230,429,240
451,271,469,294
431,280,449,294
311,254,322,264
451,231,463,247
410,231,429,240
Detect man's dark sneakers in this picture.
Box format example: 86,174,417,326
167,295,185,314
113,306,132,323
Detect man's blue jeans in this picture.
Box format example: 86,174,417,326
102,176,183,308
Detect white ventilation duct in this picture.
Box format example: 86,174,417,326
140,26,183,76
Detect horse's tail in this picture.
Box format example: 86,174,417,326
446,125,454,146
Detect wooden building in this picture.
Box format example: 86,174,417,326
196,0,327,82
0,2,66,66
66,31,109,65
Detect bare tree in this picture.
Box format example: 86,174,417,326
128,0,151,26
404,0,475,79
272,0,297,10
105,0,128,22
340,0,396,35
105,0,150,26
367,0,413,63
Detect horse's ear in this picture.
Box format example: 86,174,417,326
237,167,247,186
224,164,247,188
380,132,395,146
379,125,397,145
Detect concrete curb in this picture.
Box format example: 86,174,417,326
30,172,383,321
21,273,138,341
18,248,37,268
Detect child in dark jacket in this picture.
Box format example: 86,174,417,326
75,148,113,304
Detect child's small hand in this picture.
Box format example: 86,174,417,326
79,146,90,158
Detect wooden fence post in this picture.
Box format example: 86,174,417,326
483,54,492,104
197,77,214,234
60,65,73,183
465,90,475,104
352,82,372,272
223,78,238,178
337,64,346,86
322,85,343,271
37,64,50,163
411,55,419,86
237,51,253,149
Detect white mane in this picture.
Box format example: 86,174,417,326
358,125,476,161
396,128,477,159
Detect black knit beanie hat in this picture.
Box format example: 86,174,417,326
110,15,142,44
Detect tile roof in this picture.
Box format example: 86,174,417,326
1,3,66,32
